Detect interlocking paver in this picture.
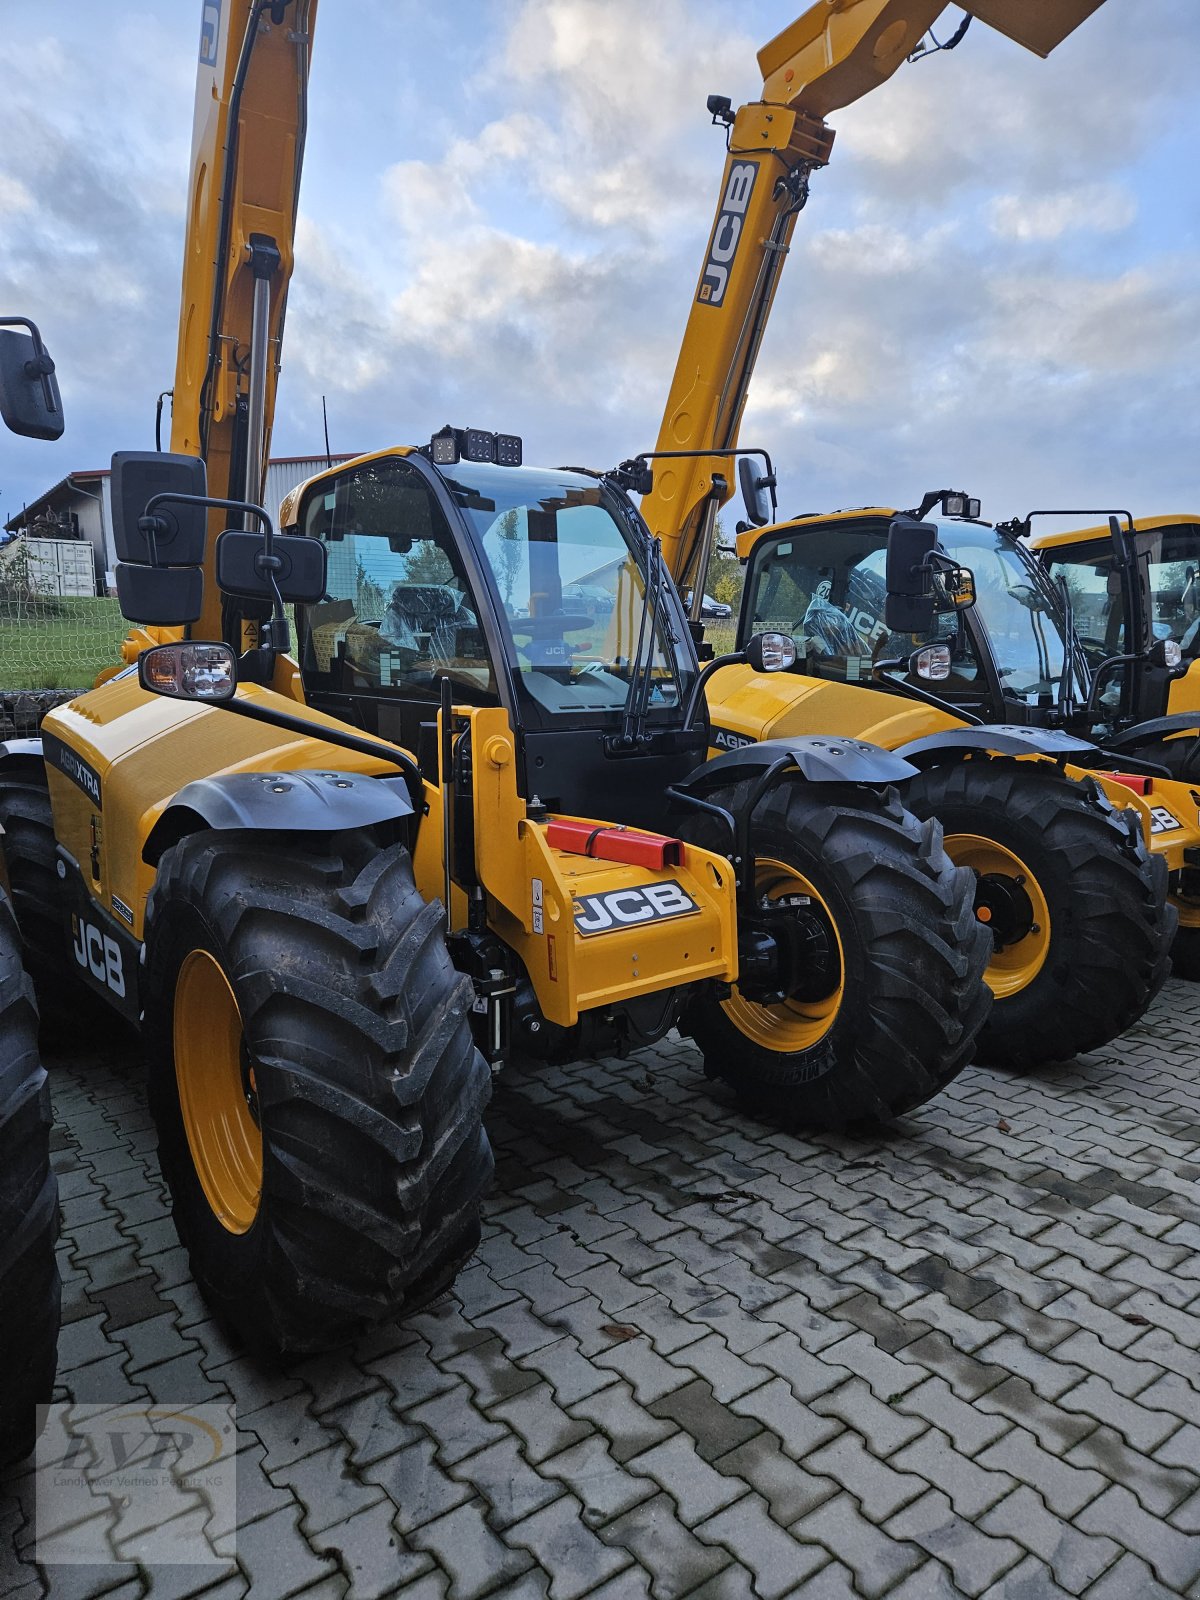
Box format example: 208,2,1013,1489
626,1432,744,1524
803,1432,927,1521
979,1485,1121,1595
885,1487,1024,1597
595,1491,732,1600
229,1503,340,1599
793,1491,924,1600
505,1492,633,1600
890,1427,1016,1520
1075,1483,1200,1591
698,1490,826,1598
648,1378,761,1464
810,1377,926,1457
407,1498,532,1599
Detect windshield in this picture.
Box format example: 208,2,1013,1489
440,462,695,723
928,524,1074,699
1045,522,1200,662
745,518,1081,703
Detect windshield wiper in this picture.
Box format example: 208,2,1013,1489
613,534,666,751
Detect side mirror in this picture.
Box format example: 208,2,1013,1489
216,529,328,604
138,642,237,703
115,565,203,626
0,326,64,441
934,564,976,612
111,451,208,564
1149,637,1183,671
738,456,773,529
885,515,938,634
745,631,797,673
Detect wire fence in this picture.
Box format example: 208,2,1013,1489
0,596,126,688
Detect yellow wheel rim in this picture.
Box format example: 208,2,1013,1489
722,857,844,1052
944,832,1051,1000
174,949,262,1234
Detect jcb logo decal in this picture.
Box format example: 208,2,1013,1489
697,162,758,308
1149,805,1182,834
200,1,221,66
574,880,699,937
72,914,126,998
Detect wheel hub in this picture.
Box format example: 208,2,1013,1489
974,870,1036,951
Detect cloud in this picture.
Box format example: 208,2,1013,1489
987,184,1136,242
2,0,1198,542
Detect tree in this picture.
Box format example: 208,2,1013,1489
404,541,454,585
707,516,744,609
494,508,524,611
354,560,387,617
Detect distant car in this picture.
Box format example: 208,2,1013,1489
684,590,733,620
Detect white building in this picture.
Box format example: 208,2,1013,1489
4,455,358,595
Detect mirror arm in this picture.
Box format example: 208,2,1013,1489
142,489,290,656
871,663,984,727
683,649,747,731
1085,652,1142,716
219,697,426,812
0,315,57,412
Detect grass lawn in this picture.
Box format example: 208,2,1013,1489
0,598,128,691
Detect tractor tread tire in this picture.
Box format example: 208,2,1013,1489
679,781,991,1131
0,769,62,968
0,888,60,1469
0,766,116,1043
144,829,493,1357
905,760,1175,1068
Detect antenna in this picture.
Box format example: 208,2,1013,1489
321,394,332,469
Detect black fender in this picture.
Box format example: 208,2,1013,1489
0,737,44,767
895,725,1098,768
682,735,918,792
143,769,415,866
1103,713,1200,755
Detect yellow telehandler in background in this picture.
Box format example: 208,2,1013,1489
634,0,1183,1068
0,0,994,1360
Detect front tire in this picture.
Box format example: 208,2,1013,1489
144,828,493,1357
678,781,991,1130
0,885,60,1468
905,760,1174,1067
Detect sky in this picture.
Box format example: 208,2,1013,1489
1,0,1197,533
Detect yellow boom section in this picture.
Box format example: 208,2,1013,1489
643,0,1104,594
170,0,317,641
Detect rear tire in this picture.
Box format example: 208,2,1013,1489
1127,736,1200,980
678,781,991,1130
0,885,60,1469
905,760,1175,1067
0,765,116,1045
144,828,493,1357
0,767,62,968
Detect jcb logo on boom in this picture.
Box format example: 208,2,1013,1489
72,914,126,999
697,162,758,308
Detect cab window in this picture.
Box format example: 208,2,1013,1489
297,455,496,705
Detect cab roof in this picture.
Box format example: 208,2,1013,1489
1027,513,1200,553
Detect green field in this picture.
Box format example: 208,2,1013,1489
0,597,128,691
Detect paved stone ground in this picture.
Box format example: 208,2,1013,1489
4,980,1200,1600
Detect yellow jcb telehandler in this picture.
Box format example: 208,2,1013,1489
634,0,1181,1066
